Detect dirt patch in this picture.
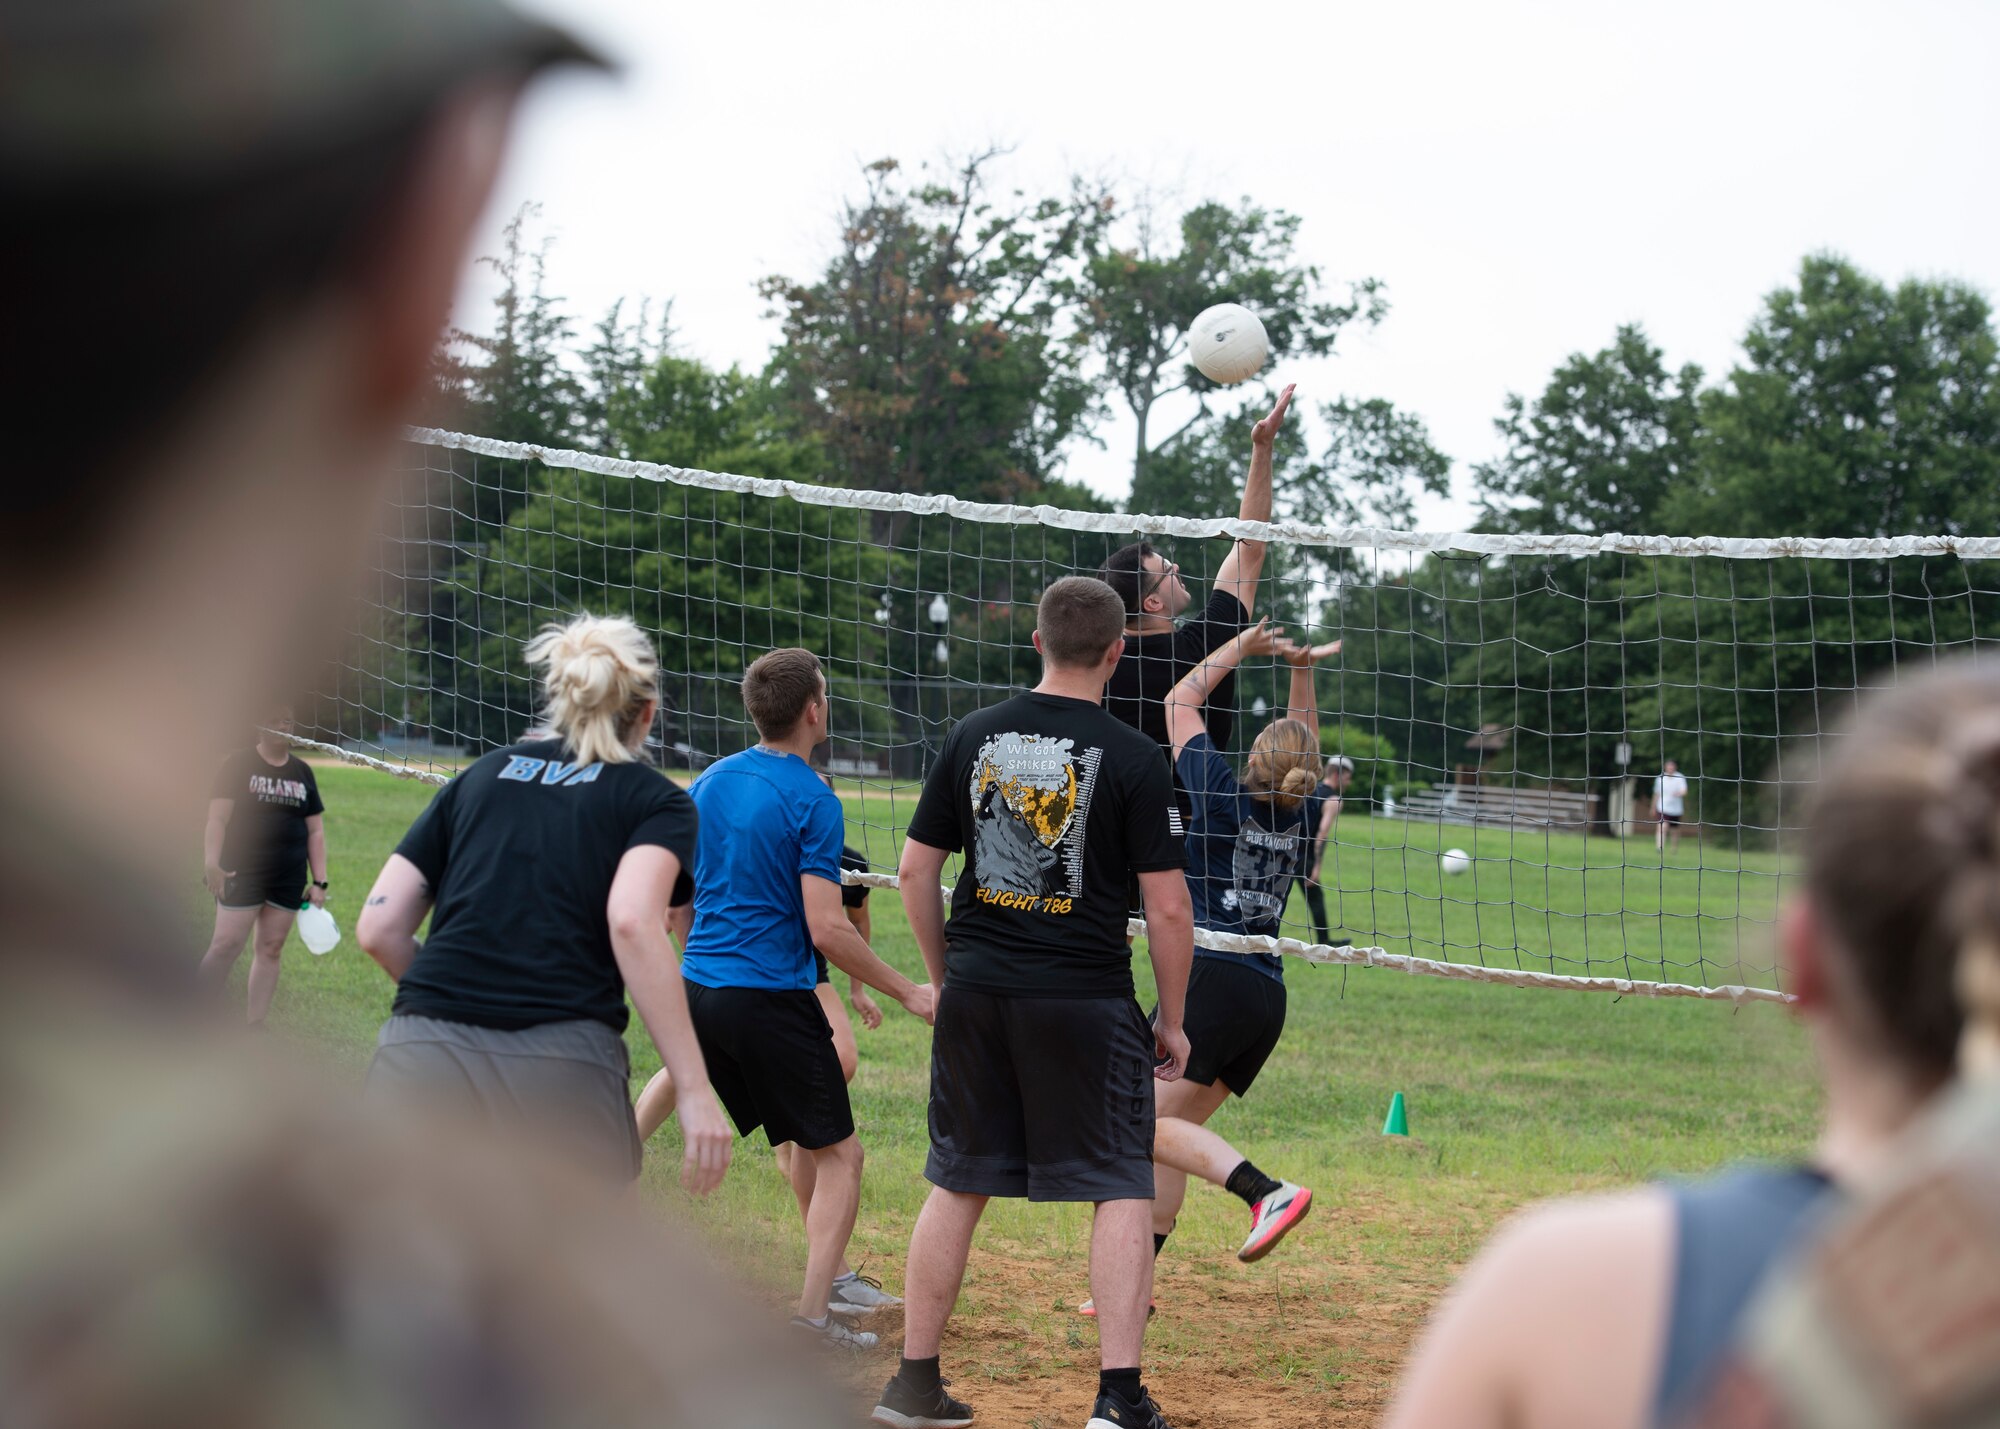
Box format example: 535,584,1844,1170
811,1204,1463,1427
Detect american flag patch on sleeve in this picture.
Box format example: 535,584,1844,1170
1169,808,1185,837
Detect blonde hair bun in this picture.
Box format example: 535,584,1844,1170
1246,718,1323,812
521,614,659,766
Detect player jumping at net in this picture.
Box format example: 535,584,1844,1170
873,577,1194,1429
198,704,328,1026
1086,619,1341,1307
647,647,935,1351
1101,384,1295,768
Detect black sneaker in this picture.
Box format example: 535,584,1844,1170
870,1374,975,1427
1085,1388,1173,1429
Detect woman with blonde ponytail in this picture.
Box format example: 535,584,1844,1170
355,614,733,1192
1074,619,1340,1313
1387,664,1985,1429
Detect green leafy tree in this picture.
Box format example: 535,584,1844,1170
1675,255,2000,538
760,152,1111,517
1476,324,1702,535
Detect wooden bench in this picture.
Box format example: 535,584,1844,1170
1397,784,1598,832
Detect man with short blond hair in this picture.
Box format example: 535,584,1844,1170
875,576,1196,1429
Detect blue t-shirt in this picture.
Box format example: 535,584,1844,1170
1176,733,1322,983
681,746,846,991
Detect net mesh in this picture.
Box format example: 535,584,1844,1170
300,430,2000,1003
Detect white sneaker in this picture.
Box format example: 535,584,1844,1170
1237,1181,1313,1263
830,1271,904,1317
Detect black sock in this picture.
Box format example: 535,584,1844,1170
899,1355,942,1393
1152,1230,1170,1258
1099,1366,1143,1406
1225,1159,1283,1207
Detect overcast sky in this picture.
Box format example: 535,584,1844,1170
476,0,2000,529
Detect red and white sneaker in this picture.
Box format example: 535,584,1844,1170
1077,1297,1156,1318
1237,1182,1313,1262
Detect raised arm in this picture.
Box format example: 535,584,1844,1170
1277,637,1342,738
607,844,732,1195
1165,618,1280,758
805,875,933,1024
1211,384,1295,618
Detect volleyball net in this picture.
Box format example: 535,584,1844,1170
299,429,2000,1004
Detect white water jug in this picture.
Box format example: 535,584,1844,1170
297,903,340,955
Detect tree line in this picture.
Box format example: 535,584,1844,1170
372,152,2000,832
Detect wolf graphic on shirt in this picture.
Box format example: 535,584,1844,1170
968,732,1102,911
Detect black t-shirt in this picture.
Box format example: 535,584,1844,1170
212,749,324,876
906,692,1184,998
1104,587,1253,759
391,739,698,1033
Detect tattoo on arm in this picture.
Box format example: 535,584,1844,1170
366,896,388,907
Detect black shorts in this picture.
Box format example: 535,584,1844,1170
926,986,1155,1203
839,846,871,910
684,983,855,1151
1660,811,1682,825
1155,957,1287,1096
218,865,306,911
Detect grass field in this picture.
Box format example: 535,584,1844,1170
211,763,1821,1426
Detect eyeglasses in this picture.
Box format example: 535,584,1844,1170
1142,561,1178,603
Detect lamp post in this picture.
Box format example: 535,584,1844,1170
927,594,951,729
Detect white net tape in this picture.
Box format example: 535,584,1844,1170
300,430,2000,1008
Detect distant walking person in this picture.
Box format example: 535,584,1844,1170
1101,385,1295,767
198,706,328,1026
356,614,732,1192
1653,759,1690,853
874,576,1195,1429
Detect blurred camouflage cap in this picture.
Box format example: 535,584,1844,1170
0,0,609,176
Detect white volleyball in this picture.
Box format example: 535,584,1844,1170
1188,302,1270,385
1440,848,1471,876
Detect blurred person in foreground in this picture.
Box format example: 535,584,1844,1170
0,1,831,1423
1383,665,1979,1429
1683,691,2000,1429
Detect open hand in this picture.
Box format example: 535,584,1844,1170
1278,637,1343,668
1251,383,1296,447
204,864,232,900
1234,618,1284,660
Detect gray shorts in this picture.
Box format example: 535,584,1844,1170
366,1014,641,1183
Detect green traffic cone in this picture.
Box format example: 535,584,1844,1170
1382,1091,1410,1137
